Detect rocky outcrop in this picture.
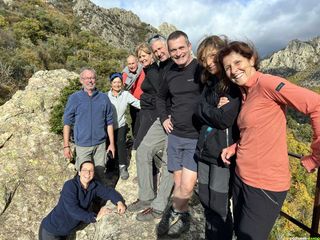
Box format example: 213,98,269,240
158,22,178,38
0,69,205,239
0,69,78,240
73,0,158,52
72,0,178,52
260,37,320,75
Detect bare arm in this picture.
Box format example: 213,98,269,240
63,125,73,160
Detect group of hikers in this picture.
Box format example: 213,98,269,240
39,30,320,240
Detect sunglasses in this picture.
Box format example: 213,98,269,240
147,34,166,44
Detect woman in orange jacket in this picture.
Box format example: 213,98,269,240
218,41,320,240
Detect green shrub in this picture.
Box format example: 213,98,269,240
49,77,81,134
0,0,128,107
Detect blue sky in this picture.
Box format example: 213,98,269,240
91,0,320,57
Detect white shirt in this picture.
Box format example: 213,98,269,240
107,90,140,129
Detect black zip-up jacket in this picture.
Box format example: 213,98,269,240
194,75,241,166
140,62,159,110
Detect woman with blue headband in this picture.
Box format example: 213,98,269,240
107,72,140,180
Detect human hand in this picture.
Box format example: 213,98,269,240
63,147,73,160
162,117,173,134
221,146,236,165
116,201,126,214
107,144,115,158
301,155,318,173
217,97,229,108
96,207,112,221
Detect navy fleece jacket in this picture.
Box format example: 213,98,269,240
41,176,123,236
63,89,113,147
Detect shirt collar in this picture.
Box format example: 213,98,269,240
244,71,262,89
109,89,123,97
81,88,98,97
76,175,96,191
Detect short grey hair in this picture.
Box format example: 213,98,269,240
79,67,96,79
148,34,167,47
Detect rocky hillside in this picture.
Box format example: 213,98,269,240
0,0,177,106
260,37,320,87
73,0,177,52
72,0,156,52
0,69,205,240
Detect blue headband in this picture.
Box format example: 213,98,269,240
110,72,123,82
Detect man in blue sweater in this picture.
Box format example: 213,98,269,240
63,67,115,183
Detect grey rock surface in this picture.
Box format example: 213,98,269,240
0,69,205,240
260,36,320,72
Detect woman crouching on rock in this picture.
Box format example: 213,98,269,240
39,161,126,240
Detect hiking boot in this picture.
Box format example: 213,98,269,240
136,207,163,222
127,199,152,212
156,206,175,236
167,211,191,238
119,165,129,180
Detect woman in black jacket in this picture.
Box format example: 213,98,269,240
194,36,241,239
133,43,160,149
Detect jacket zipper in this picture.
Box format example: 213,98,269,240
225,128,229,147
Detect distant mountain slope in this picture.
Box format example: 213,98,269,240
260,36,320,72
73,0,158,51
260,36,320,88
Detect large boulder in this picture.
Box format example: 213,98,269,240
0,69,205,239
0,69,78,240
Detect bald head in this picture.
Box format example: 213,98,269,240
127,55,139,73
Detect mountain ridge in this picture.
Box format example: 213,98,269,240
260,36,320,88
260,37,320,72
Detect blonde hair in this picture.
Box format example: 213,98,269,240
135,43,152,57
135,42,155,63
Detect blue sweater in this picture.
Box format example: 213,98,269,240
63,89,113,147
42,176,123,236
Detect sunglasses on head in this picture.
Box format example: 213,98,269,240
147,34,165,44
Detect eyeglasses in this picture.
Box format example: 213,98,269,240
147,34,166,44
81,169,94,174
81,77,96,81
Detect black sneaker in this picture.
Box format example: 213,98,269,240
136,207,163,222
127,199,152,212
167,211,191,238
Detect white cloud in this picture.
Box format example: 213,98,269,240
91,0,320,56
